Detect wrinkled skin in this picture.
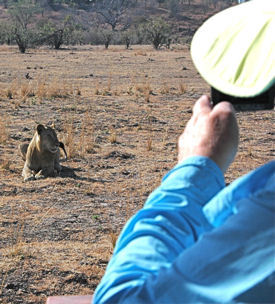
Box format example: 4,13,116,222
178,95,239,173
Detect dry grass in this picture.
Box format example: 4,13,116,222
160,82,171,94
64,119,77,159
0,118,8,144
109,232,118,249
134,50,148,56
108,128,117,144
1,78,72,108
0,159,11,171
178,82,187,94
147,138,153,151
78,113,96,156
0,45,273,304
45,79,71,99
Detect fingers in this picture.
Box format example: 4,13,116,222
211,101,238,138
210,102,239,172
192,95,212,116
211,101,239,143
179,95,239,172
193,96,235,119
211,101,236,118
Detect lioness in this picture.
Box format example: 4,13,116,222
19,124,67,181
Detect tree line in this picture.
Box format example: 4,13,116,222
0,0,235,53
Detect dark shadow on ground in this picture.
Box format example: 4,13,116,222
60,165,110,183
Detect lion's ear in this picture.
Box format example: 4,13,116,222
37,124,45,135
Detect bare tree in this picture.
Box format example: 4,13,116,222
8,0,40,53
93,0,135,31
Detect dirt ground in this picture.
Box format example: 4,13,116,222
0,44,274,304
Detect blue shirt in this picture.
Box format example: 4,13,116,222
93,157,275,303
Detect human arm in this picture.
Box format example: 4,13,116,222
93,96,243,303
93,96,274,303
93,156,226,304
93,156,274,304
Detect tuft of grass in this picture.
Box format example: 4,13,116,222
178,82,186,94
47,80,70,99
160,83,170,94
98,78,113,96
6,80,18,101
107,78,112,92
0,119,8,144
113,88,120,96
126,85,134,96
109,232,118,249
74,112,96,157
147,138,152,151
20,81,35,102
134,82,152,101
6,89,13,99
64,120,76,159
92,214,100,221
108,128,117,144
162,127,169,148
6,221,26,259
3,78,73,103
36,81,47,100
76,88,81,96
134,50,147,56
78,123,86,157
94,81,100,95
145,90,150,103
0,159,11,171
0,272,8,297
247,146,254,158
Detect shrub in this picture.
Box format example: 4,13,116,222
37,16,80,49
0,22,13,45
121,29,133,49
8,0,40,53
100,29,113,49
144,18,172,49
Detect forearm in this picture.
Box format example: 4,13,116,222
94,161,275,304
131,161,275,303
115,156,225,252
93,156,225,303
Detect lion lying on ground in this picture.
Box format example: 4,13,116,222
19,124,67,181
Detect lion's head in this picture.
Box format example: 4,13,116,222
36,124,60,155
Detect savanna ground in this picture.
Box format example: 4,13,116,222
0,44,274,304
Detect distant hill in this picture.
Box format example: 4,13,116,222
0,1,234,31
0,0,235,47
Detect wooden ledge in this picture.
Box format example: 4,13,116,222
46,295,93,304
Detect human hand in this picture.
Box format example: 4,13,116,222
178,95,239,173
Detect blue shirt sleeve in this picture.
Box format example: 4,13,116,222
93,157,275,304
